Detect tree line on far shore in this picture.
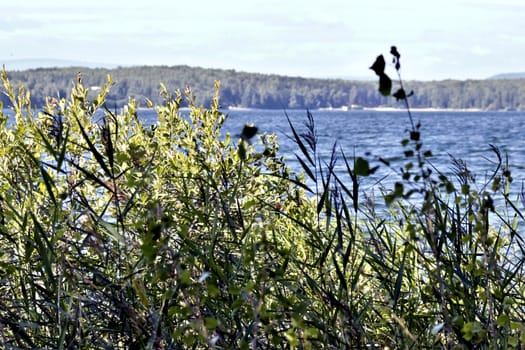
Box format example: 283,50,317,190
2,65,525,110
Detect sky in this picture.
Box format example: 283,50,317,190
1,0,524,81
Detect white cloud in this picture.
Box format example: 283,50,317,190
2,0,525,80
471,45,491,57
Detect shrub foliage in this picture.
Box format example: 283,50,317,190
0,63,524,349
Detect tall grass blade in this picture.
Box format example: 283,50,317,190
393,245,408,311
341,151,359,213
296,154,316,183
286,112,314,167
75,115,112,178
39,164,57,206
332,253,348,292
30,212,56,287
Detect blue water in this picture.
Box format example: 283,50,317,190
215,109,525,194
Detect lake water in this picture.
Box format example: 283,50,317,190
214,109,525,197
3,108,525,202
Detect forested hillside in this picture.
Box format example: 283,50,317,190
2,65,525,110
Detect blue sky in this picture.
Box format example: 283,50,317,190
1,0,524,80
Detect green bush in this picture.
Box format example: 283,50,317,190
0,72,307,349
0,61,524,349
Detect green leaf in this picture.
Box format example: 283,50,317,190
285,328,299,347
39,164,57,205
237,140,247,160
205,317,219,329
497,314,510,327
393,245,408,311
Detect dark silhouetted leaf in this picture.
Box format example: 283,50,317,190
392,88,412,101
410,131,420,141
393,88,407,101
354,157,373,176
483,195,495,212
379,73,392,96
102,119,114,171
394,182,404,196
295,154,316,182
391,46,401,70
241,124,258,140
369,55,386,76
317,185,329,215
390,46,400,59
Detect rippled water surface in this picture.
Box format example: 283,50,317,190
215,109,525,193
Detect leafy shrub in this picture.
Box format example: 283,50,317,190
0,71,308,349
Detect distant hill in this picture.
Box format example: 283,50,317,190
1,58,117,71
2,65,525,110
487,72,525,80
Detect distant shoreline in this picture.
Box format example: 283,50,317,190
2,106,521,115
226,106,491,113
363,107,485,112
315,106,518,113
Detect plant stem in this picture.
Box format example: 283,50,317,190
396,71,415,131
